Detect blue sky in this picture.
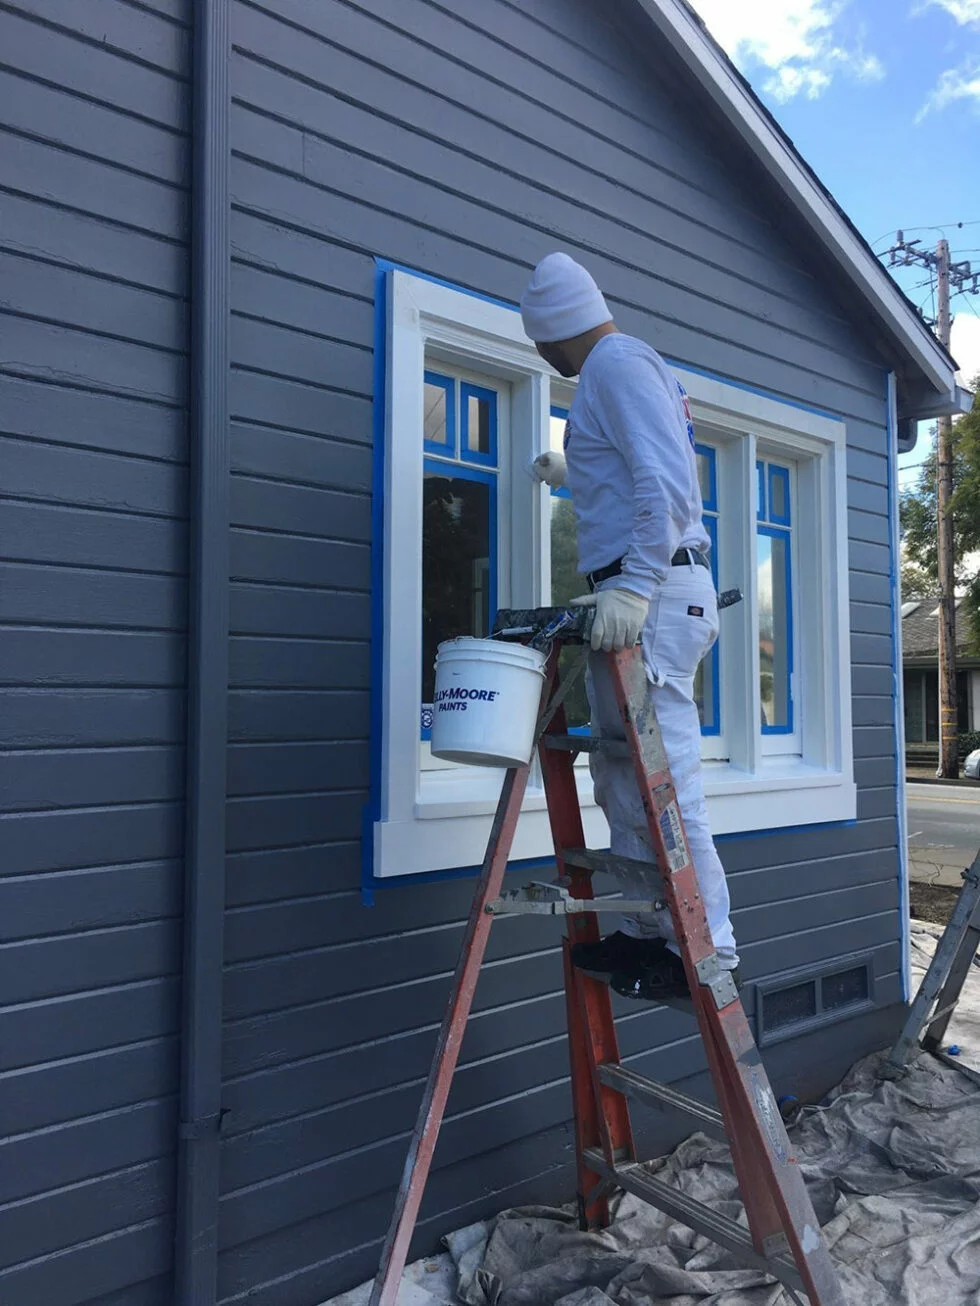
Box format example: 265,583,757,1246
690,0,980,489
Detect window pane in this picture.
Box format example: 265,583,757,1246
421,473,492,704
769,466,789,523
550,494,589,729
758,532,791,731
925,670,939,742
550,411,568,455
694,657,717,733
423,378,450,449
465,392,492,457
696,451,712,504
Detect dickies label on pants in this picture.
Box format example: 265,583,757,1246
687,605,704,617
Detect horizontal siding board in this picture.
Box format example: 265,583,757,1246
229,585,370,640
848,570,891,607
232,103,882,402
1,501,186,575
1,317,186,404
0,1098,175,1206
9,0,190,74
728,847,898,911
235,0,858,332
226,741,370,798
226,791,363,854
0,978,180,1074
718,815,896,874
1,748,182,813
0,630,186,689
0,1218,173,1306
0,916,181,1002
1,130,188,241
231,423,372,490
850,662,894,696
0,192,185,298
0,860,182,936
229,57,869,368
230,262,374,344
0,375,186,461
0,8,187,128
230,313,372,394
0,71,188,183
231,158,884,425
229,637,369,689
230,530,369,588
230,477,370,537
0,564,186,631
0,689,184,749
227,690,368,744
0,1162,172,1284
230,209,373,301
2,250,186,349
224,841,361,907
0,439,187,517
230,365,370,441
2,1037,179,1135
2,805,184,880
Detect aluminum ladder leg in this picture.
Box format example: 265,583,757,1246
885,850,980,1077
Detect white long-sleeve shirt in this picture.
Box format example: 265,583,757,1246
564,333,709,600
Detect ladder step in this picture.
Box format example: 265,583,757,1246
563,848,666,887
544,735,632,759
583,1148,803,1292
598,1064,727,1139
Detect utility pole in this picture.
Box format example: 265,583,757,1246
935,240,958,779
885,232,980,777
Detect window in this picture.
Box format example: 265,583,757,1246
369,266,856,881
756,459,796,745
694,444,720,737
420,372,499,743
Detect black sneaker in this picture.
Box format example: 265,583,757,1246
570,931,663,981
612,954,743,1003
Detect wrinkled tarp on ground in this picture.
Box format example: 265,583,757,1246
328,924,980,1305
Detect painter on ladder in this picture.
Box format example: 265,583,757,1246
520,252,740,1001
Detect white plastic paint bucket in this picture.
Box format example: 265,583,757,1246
430,637,547,768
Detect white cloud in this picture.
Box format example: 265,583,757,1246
951,311,980,387
922,0,980,25
691,0,884,102
918,58,980,117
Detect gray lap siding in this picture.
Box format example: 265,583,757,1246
0,0,901,1303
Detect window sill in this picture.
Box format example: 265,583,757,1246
370,757,856,877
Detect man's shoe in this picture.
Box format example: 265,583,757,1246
612,952,743,1003
570,931,662,981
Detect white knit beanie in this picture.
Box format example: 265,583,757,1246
520,253,612,344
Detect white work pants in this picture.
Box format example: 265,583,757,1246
587,563,739,968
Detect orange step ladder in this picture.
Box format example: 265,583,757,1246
369,608,844,1306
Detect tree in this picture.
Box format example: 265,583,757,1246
900,378,980,647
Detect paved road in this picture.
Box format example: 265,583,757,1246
908,783,980,883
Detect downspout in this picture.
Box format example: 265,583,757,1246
886,373,912,1001
176,0,230,1300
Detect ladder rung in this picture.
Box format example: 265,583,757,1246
544,735,632,759
583,1148,803,1291
927,1002,959,1026
562,848,666,886
598,1064,727,1139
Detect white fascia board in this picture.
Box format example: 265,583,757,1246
633,0,957,401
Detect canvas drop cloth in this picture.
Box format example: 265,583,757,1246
327,924,980,1306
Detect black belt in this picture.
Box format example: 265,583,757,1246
586,549,709,592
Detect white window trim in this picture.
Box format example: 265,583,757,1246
372,269,855,879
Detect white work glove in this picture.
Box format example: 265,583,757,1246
528,450,567,490
570,587,650,652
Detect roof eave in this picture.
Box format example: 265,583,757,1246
633,0,959,406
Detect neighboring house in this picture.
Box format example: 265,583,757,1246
902,597,980,756
0,2,966,1305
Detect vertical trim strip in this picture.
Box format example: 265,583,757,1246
176,0,230,1299
886,372,911,1001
